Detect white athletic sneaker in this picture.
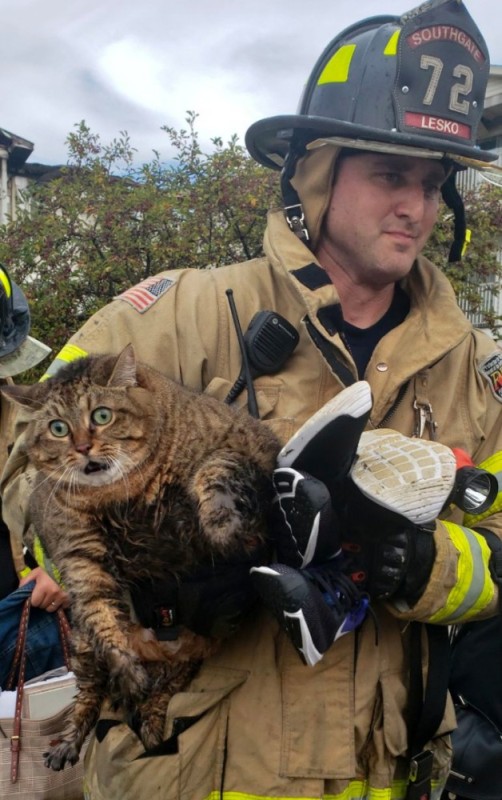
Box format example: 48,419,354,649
350,429,457,525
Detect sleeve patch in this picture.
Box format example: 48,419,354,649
116,275,176,313
478,351,502,403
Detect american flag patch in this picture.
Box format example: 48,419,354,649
116,275,176,313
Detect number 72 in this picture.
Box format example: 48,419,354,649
420,55,473,115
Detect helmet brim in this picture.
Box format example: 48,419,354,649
0,334,51,378
245,114,499,171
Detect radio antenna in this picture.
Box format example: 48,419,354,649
225,289,259,418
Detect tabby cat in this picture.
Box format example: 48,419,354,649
2,344,280,770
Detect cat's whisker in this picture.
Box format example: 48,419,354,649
99,449,144,497
41,465,77,522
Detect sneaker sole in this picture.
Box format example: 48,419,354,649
351,430,457,525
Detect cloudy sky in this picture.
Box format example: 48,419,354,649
3,0,502,166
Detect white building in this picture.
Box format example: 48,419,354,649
0,127,34,224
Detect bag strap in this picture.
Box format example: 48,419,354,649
405,622,450,800
5,599,71,691
5,598,31,692
6,597,72,784
411,624,451,753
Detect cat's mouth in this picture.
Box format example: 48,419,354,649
84,460,109,475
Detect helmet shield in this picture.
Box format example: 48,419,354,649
246,0,497,171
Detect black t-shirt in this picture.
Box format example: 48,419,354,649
343,285,410,378
318,285,410,379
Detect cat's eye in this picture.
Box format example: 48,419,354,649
91,407,113,426
49,420,69,437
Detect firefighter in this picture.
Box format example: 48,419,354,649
2,1,501,797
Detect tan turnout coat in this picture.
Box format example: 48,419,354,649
2,146,502,799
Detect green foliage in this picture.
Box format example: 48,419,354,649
0,114,500,382
0,113,280,371
424,181,502,335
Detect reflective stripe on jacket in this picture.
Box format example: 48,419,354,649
3,209,502,799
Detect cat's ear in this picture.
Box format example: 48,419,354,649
0,383,46,409
108,344,138,387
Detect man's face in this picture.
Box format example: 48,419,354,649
317,152,446,288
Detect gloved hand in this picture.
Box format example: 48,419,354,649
341,429,456,604
341,518,436,604
131,553,267,641
269,384,496,609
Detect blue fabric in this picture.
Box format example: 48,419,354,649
0,582,66,688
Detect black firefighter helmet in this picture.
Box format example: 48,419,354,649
245,0,501,259
0,265,51,378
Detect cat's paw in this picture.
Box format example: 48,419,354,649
139,718,165,751
199,500,253,552
44,739,80,771
109,656,150,706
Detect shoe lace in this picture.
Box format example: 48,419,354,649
304,561,366,614
305,560,379,642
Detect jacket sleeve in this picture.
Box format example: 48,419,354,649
390,448,502,623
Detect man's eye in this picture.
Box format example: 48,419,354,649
423,183,441,199
380,172,401,184
49,420,69,437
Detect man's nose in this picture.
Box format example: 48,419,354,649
395,185,426,220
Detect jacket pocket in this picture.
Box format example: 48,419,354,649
280,635,356,778
83,667,248,800
379,669,409,758
204,377,295,442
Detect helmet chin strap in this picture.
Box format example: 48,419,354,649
441,172,467,263
281,144,467,263
280,145,310,245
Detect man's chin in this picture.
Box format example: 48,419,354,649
369,259,416,287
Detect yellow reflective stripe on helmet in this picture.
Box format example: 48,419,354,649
430,522,494,623
41,342,88,381
0,266,12,298
383,30,400,56
318,45,356,84
464,450,502,527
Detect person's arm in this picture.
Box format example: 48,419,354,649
342,445,502,624
387,453,502,623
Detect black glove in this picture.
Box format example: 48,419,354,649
177,561,261,637
341,522,436,604
131,554,266,641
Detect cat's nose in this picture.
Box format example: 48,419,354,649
75,442,91,454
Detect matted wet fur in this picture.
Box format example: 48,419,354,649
2,345,280,770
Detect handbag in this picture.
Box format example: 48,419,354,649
444,695,502,800
443,611,502,800
0,596,86,799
